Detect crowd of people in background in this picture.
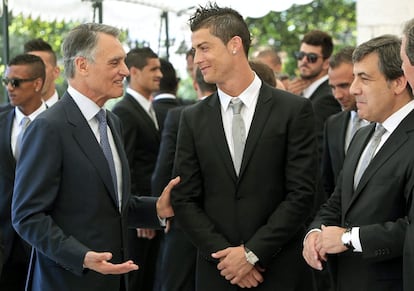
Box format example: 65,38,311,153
1,2,414,291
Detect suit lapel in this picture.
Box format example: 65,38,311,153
0,110,17,176
107,111,130,212
126,94,160,140
207,93,237,180
238,85,273,178
62,93,119,208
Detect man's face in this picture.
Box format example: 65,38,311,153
297,43,327,81
192,27,235,86
28,50,59,97
328,62,355,111
82,33,129,103
4,64,42,109
350,53,397,123
401,36,414,93
133,57,163,97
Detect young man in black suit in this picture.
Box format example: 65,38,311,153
0,54,46,291
111,47,163,291
171,3,318,290
303,34,414,291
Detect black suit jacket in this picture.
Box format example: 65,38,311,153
311,110,414,291
309,79,341,157
12,93,161,291
321,111,350,199
152,97,192,133
0,108,31,274
172,83,318,290
112,93,160,196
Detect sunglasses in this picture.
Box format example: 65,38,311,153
295,51,323,63
2,77,38,88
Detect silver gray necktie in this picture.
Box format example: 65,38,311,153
149,104,159,130
346,115,363,152
96,109,118,202
15,116,31,160
229,98,245,176
353,123,386,189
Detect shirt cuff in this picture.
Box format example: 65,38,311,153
351,227,362,252
303,228,322,245
158,216,166,227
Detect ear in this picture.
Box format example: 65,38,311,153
74,56,89,75
393,74,408,95
52,65,61,81
322,57,330,71
228,36,243,56
34,78,44,93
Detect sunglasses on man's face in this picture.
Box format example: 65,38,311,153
2,77,38,88
295,51,323,63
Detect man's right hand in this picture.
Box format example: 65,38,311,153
302,231,325,270
83,251,138,275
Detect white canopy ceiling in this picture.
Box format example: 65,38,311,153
7,0,313,46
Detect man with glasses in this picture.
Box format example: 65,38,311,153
0,53,46,291
288,30,341,159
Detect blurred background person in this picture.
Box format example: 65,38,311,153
0,53,46,291
112,47,162,291
24,38,61,107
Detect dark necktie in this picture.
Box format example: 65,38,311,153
96,109,118,200
229,98,246,176
15,116,31,160
353,123,386,189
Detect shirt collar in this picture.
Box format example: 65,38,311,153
302,74,329,98
44,90,59,107
381,99,414,134
153,93,176,101
126,87,152,112
218,72,262,111
68,86,102,121
15,102,48,124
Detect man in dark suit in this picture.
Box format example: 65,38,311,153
0,54,46,291
288,30,341,158
171,4,317,290
303,34,414,291
401,18,414,291
152,58,193,133
112,46,163,291
321,46,369,199
12,23,178,291
152,68,216,291
24,38,61,107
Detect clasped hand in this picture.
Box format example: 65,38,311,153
302,225,348,270
211,246,264,288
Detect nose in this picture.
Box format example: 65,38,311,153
120,61,129,77
349,78,359,96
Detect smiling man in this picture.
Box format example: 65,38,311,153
11,23,178,291
303,34,414,291
171,3,317,291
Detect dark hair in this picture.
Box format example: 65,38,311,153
249,60,276,87
403,18,414,65
353,34,403,81
302,30,333,59
329,46,355,69
8,53,46,82
189,2,251,56
24,38,57,66
125,47,158,83
158,58,179,94
195,67,217,94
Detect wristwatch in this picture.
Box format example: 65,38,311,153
244,247,259,265
341,227,354,250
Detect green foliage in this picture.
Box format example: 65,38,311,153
246,0,356,76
